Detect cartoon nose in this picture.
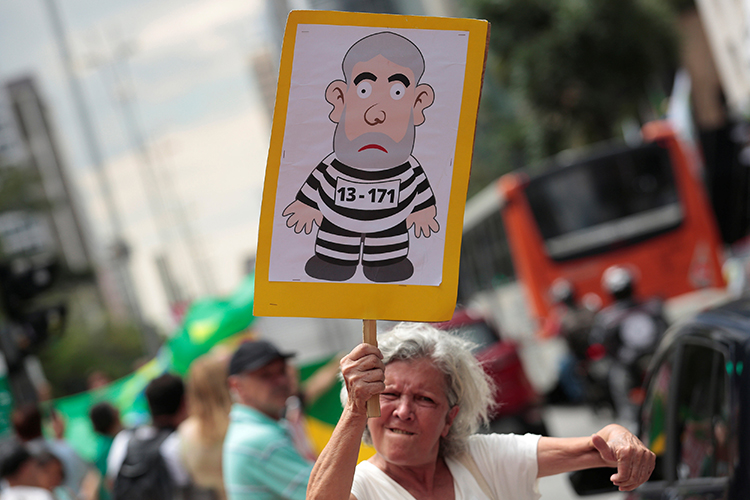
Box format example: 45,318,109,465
364,103,386,126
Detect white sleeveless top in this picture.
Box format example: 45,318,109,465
351,433,542,500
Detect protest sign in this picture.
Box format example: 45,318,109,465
255,11,488,323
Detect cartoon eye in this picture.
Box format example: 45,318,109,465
356,81,372,99
390,82,406,100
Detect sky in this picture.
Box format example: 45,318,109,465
0,0,279,329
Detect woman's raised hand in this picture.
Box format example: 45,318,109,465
340,343,385,416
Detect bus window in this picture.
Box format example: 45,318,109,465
525,142,682,261
459,209,515,301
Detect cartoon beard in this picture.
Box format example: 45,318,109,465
333,111,416,171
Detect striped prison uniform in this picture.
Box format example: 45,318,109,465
294,153,436,268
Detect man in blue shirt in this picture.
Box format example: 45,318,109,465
223,340,314,500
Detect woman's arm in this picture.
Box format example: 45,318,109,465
537,424,655,491
307,344,385,500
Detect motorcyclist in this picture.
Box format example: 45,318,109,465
590,265,669,424
542,279,596,404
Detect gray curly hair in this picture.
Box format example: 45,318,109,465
352,322,495,457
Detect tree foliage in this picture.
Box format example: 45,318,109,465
464,0,680,195
37,314,148,397
0,162,49,214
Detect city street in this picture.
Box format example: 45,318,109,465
537,405,628,500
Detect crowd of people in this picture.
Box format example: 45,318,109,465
0,348,239,500
0,316,657,500
0,338,340,500
1,403,97,499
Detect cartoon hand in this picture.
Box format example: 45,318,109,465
406,205,439,238
283,200,323,235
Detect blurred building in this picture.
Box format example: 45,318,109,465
694,0,750,117
0,75,115,404
0,76,110,325
677,6,750,245
266,0,458,45
3,77,94,272
0,87,28,167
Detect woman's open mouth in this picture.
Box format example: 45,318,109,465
388,428,415,435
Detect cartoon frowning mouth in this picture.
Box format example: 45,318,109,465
358,144,388,153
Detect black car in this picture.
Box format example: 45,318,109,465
572,297,750,499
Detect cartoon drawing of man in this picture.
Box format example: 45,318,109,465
283,31,438,283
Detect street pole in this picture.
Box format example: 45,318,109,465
42,0,160,356
90,33,217,298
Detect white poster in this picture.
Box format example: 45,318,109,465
268,24,469,286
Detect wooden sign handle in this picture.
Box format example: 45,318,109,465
363,319,380,418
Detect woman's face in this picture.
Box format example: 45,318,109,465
368,358,459,467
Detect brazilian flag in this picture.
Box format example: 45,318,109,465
48,273,373,462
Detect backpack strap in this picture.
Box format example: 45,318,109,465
120,426,175,476
456,451,495,500
114,427,177,500
126,427,173,455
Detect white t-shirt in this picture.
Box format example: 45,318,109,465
106,427,190,486
2,486,56,500
351,433,541,500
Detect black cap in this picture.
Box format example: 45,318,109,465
228,340,294,376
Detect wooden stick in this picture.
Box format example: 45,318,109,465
362,319,380,417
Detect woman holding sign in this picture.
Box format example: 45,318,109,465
307,323,655,500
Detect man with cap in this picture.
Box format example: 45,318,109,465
223,340,314,500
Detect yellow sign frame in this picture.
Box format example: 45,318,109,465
254,10,489,321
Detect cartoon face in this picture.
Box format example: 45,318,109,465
343,55,418,143
326,52,434,170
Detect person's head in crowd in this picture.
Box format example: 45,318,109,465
186,352,232,444
550,278,576,308
87,370,112,390
34,449,65,491
89,402,123,438
352,322,494,457
0,441,41,486
145,373,187,429
11,403,43,442
227,340,295,420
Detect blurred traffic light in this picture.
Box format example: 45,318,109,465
0,255,59,319
0,254,66,357
0,255,59,321
16,304,67,353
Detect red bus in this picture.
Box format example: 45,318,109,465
460,121,726,323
